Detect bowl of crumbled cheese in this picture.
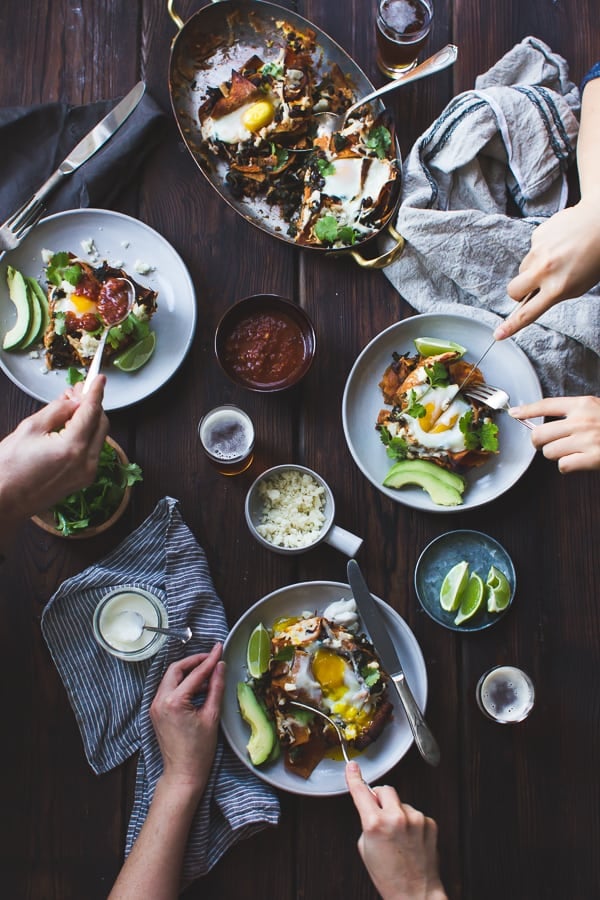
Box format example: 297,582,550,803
245,464,363,557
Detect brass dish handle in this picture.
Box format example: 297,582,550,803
167,0,184,31
349,222,405,269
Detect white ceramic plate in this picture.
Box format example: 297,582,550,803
0,208,196,410
342,313,542,512
221,580,428,797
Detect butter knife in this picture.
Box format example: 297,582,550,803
0,81,145,254
347,559,441,767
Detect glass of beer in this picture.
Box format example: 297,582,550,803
198,405,255,476
476,665,535,724
376,0,434,78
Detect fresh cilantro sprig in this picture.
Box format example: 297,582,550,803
50,441,143,536
314,215,358,246
261,61,284,79
47,252,82,288
66,367,84,386
361,665,381,689
316,157,336,177
364,125,392,159
379,425,408,461
106,312,150,350
405,389,427,419
459,410,499,452
425,361,449,388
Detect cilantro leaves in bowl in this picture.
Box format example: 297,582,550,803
32,437,142,538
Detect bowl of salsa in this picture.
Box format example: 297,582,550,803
215,294,316,392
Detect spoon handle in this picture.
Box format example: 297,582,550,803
82,328,109,395
143,623,192,643
346,43,458,120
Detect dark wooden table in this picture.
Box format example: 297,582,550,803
0,1,598,898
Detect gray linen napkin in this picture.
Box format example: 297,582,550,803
0,90,166,217
385,36,600,397
41,496,280,884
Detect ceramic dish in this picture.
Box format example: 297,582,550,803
414,530,516,632
0,208,196,410
31,436,132,539
215,294,316,391
342,312,543,512
221,580,428,796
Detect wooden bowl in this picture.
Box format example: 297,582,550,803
31,436,132,539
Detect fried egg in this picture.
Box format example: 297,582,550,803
52,287,98,316
310,646,372,740
202,97,277,144
399,381,472,453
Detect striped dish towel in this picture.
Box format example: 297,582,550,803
41,496,280,884
385,36,599,397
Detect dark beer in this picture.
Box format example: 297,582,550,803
376,0,433,77
198,405,255,476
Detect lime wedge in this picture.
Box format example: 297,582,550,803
454,572,485,625
414,336,467,358
246,623,271,679
439,560,470,612
113,331,156,372
486,565,511,613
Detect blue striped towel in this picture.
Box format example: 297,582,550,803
41,496,280,884
385,36,599,397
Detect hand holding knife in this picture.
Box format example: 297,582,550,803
347,559,441,767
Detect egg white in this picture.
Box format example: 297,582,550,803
400,381,472,453
202,95,279,145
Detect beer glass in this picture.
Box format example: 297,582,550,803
198,405,255,476
476,665,535,724
376,0,434,78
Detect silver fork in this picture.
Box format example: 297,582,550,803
290,700,376,794
464,383,536,430
0,197,46,257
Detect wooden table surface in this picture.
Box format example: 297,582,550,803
0,1,598,898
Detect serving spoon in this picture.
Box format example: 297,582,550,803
285,43,457,151
82,276,135,394
113,610,193,644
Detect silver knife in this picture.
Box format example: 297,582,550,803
347,559,441,767
0,81,145,253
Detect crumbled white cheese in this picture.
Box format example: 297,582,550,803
40,367,48,375
79,333,100,358
121,240,130,248
134,259,154,275
255,470,326,549
111,259,124,269
41,248,54,264
28,350,40,359
132,302,149,321
60,279,76,295
81,238,100,262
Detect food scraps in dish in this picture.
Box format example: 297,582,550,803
376,339,499,506
237,598,393,777
197,21,399,248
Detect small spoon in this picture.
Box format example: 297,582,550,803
82,276,135,394
114,610,192,645
290,700,376,794
286,43,458,152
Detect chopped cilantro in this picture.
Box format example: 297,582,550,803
425,361,449,388
47,251,82,288
272,645,294,663
261,61,284,79
459,410,499,452
364,125,392,159
314,215,358,245
269,143,289,168
54,311,67,336
316,157,336,177
66,367,84,386
106,312,149,350
361,667,381,689
405,389,427,419
50,440,142,536
379,425,408,460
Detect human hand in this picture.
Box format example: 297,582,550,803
495,201,600,340
150,644,226,797
510,395,600,472
346,762,446,900
0,375,109,528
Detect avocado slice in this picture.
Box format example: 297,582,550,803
26,276,49,343
3,266,32,350
383,459,465,506
237,681,277,766
18,279,43,349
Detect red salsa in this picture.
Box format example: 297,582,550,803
223,310,307,387
97,277,132,326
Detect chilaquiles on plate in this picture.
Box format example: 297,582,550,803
197,20,399,248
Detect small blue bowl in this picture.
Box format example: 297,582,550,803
414,530,515,633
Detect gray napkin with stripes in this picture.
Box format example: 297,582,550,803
41,496,280,884
384,35,600,397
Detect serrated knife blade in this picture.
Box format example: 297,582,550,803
347,559,440,767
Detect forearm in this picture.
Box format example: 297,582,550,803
108,777,203,900
578,76,600,201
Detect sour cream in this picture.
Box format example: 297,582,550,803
93,588,168,661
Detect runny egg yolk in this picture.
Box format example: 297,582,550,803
312,648,346,694
421,403,460,434
241,99,275,132
69,294,98,314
